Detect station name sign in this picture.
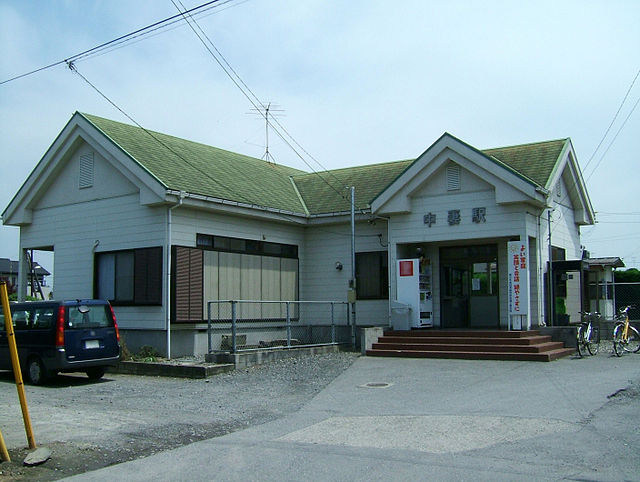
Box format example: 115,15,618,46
424,207,486,227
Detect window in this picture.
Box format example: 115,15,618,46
95,247,162,305
196,233,298,259
356,251,389,300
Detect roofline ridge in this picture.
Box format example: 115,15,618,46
292,158,414,179
483,137,569,151
289,176,310,216
80,112,307,175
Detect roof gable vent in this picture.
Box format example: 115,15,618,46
79,152,94,189
446,165,460,191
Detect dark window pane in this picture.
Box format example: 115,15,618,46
115,252,134,301
246,239,261,254
213,237,229,250
228,238,246,251
134,247,162,304
356,252,388,300
196,234,213,248
97,253,115,301
263,242,281,256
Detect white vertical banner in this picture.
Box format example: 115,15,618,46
508,241,529,316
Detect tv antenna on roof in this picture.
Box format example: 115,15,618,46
247,102,284,164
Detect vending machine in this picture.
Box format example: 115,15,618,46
396,258,433,328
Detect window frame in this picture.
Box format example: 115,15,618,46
94,247,163,306
196,233,298,259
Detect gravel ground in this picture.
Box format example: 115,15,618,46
0,351,360,480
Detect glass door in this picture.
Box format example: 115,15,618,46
440,245,499,329
440,262,470,328
469,261,499,328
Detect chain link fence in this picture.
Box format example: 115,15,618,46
613,282,640,320
206,300,353,354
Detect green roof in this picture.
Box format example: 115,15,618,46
81,113,567,216
483,138,568,188
81,113,308,213
291,160,413,214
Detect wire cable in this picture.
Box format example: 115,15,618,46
171,0,354,206
67,61,305,221
1,0,230,85
585,94,640,182
582,68,640,173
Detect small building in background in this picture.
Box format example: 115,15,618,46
0,257,51,299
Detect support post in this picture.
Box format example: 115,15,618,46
231,301,237,354
0,282,36,449
350,186,357,349
207,301,212,354
286,302,292,348
547,210,554,326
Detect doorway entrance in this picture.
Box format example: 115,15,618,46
440,245,499,328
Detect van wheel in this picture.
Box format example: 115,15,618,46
86,367,106,380
27,357,49,385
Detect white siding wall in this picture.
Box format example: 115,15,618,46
171,208,305,249
22,196,167,330
386,162,544,328
173,206,305,319
301,219,389,326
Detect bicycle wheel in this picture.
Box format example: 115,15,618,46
576,325,587,357
586,325,600,356
623,325,640,353
613,324,624,357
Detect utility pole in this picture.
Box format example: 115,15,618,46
548,210,554,326
350,186,356,348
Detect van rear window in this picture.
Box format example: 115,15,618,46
67,305,113,330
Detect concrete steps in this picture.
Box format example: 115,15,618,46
366,329,574,362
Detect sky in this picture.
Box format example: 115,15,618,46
1,0,639,278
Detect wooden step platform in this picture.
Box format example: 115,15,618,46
366,329,574,362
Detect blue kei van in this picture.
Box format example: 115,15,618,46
0,299,121,384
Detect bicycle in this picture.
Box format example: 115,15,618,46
612,305,640,357
575,311,601,357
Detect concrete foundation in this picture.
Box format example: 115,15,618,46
206,345,345,369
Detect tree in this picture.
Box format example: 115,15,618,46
614,268,640,283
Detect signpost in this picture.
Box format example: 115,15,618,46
0,282,37,456
507,241,529,330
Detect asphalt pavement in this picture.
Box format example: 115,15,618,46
67,352,640,481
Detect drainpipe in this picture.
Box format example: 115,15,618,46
547,210,554,326
166,191,186,359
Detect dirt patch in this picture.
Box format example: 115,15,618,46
0,352,359,480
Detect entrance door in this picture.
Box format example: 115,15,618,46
441,262,469,328
440,245,499,328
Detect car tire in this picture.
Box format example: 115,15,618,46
26,357,49,385
86,367,106,380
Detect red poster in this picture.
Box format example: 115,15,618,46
399,260,414,277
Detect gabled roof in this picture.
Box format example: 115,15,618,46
587,257,625,269
81,113,308,214
0,258,49,276
483,138,568,188
76,116,583,215
291,160,412,214
3,112,591,222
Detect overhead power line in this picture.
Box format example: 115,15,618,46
549,67,640,236
67,61,302,221
171,0,355,205
582,68,640,173
585,94,640,182
1,0,232,86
